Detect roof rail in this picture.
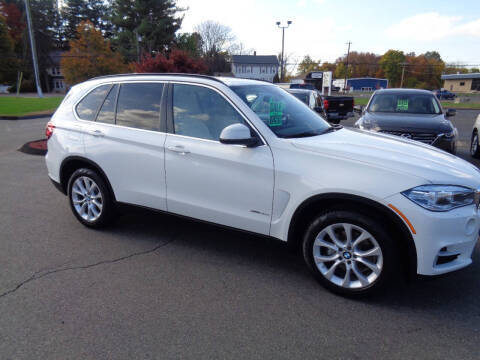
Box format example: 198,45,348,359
88,73,225,84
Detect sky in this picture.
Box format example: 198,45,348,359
177,0,480,69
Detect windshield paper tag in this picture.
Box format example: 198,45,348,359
269,100,285,126
397,99,409,111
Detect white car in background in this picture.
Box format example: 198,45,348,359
469,113,480,158
45,74,480,296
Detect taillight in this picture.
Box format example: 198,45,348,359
45,121,55,139
323,99,329,110
352,98,355,106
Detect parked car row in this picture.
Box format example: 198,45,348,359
46,73,480,297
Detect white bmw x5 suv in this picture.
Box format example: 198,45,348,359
46,74,480,296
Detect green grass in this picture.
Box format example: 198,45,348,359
440,101,480,109
354,97,370,106
0,96,64,117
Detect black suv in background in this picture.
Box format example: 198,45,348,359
354,89,458,154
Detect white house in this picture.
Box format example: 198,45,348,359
231,54,279,83
46,51,66,93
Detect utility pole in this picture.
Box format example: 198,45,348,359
24,0,43,97
400,62,408,88
276,21,292,82
343,41,351,94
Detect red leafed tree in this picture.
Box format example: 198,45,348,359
135,49,208,74
0,1,25,45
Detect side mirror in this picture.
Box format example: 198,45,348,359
219,123,259,147
353,105,364,114
445,108,456,117
314,106,323,113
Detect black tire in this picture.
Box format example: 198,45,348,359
471,130,480,158
302,210,396,296
67,168,115,228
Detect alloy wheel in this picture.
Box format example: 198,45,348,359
312,223,383,289
471,133,478,156
71,176,103,222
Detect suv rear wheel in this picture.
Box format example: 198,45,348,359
67,168,114,228
303,210,394,296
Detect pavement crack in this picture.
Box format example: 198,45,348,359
0,237,176,300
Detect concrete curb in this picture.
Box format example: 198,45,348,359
0,113,53,120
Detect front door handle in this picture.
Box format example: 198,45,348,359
167,145,190,155
89,129,104,137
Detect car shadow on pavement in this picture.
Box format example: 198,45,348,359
111,206,480,312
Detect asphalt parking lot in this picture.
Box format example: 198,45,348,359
1,111,479,359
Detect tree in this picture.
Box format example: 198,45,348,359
111,0,184,60
135,49,207,74
175,32,202,58
297,55,321,75
62,0,112,41
0,13,17,84
470,68,480,73
61,21,131,85
379,50,406,87
194,20,234,55
334,62,352,79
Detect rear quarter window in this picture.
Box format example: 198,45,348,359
75,84,111,121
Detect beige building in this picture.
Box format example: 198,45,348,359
441,73,480,93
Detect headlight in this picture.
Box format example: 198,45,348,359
443,130,455,138
401,185,475,211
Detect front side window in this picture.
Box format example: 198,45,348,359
76,84,111,121
368,93,442,115
231,84,330,138
116,83,163,131
173,84,245,141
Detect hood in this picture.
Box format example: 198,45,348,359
360,112,453,133
291,128,480,189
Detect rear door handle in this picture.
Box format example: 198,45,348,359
89,129,104,137
167,145,190,155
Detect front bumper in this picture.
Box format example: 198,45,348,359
385,193,479,276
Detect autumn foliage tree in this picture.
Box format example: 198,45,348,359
135,49,207,74
61,21,131,84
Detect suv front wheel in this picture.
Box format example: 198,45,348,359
303,210,395,296
67,168,114,228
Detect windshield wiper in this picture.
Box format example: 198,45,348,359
283,125,343,139
319,124,343,135
283,131,322,138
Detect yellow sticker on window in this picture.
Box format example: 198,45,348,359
397,99,409,111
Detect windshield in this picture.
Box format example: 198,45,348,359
368,93,442,115
230,84,330,138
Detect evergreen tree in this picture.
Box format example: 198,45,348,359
62,0,112,41
111,0,184,60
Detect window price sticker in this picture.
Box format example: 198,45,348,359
269,100,285,127
397,99,409,111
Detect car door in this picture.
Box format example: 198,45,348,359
81,81,168,211
164,82,274,235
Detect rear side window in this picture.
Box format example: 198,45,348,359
96,85,118,124
76,84,111,121
116,83,164,131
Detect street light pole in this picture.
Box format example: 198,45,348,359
343,41,351,94
276,20,292,82
24,0,43,97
